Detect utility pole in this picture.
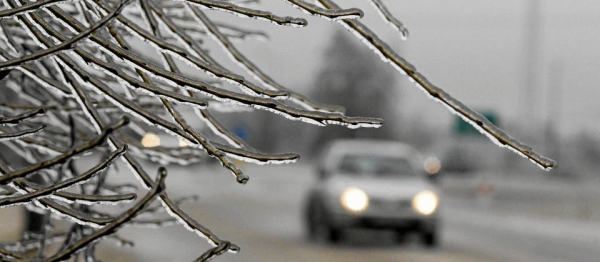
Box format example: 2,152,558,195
520,0,542,136
545,59,563,162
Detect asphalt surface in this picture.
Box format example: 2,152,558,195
85,161,600,261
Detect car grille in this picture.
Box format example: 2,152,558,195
369,198,411,210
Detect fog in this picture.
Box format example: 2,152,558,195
211,0,600,137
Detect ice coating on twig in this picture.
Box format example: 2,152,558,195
0,0,128,70
281,0,363,21
366,0,409,40
173,0,307,27
317,0,556,170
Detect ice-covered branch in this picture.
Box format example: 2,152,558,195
175,0,307,26
213,22,269,41
128,217,178,227
16,136,66,155
195,107,252,149
29,197,114,226
140,1,283,182
283,0,363,20
317,0,556,170
0,107,44,125
366,0,409,39
0,146,126,207
195,241,231,262
60,60,242,253
41,6,374,128
0,246,24,260
40,167,166,262
108,3,247,178
0,116,128,185
43,188,136,205
185,6,346,113
0,0,68,19
141,195,198,215
163,98,248,183
140,0,289,99
0,124,45,141
0,0,127,70
0,47,73,95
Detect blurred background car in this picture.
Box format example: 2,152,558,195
304,140,441,247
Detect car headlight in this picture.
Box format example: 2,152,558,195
340,187,369,213
412,190,438,215
141,133,160,148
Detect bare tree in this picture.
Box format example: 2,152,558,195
309,30,399,149
0,0,556,261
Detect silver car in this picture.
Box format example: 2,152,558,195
304,139,441,247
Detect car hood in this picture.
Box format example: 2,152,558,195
327,174,437,200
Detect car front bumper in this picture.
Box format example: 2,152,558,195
330,213,438,231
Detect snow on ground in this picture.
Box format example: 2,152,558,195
3,159,600,261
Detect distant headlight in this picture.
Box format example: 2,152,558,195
412,190,438,215
340,187,369,213
179,139,190,148
424,157,441,175
141,133,160,148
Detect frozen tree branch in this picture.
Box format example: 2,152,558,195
186,5,346,113
0,124,45,141
0,146,126,207
0,0,127,70
128,217,179,228
366,0,409,39
141,195,198,215
16,136,66,155
163,97,248,183
0,246,24,260
0,0,67,19
139,0,289,99
0,116,128,185
29,198,114,226
45,5,380,128
40,167,166,262
176,0,307,26
282,0,363,20
212,22,269,41
195,240,231,262
317,0,556,170
58,60,242,254
39,188,137,205
0,107,44,125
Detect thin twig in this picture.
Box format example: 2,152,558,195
175,0,307,26
283,0,363,20
0,0,66,18
0,146,126,207
40,167,167,262
0,0,128,70
0,117,128,185
0,124,45,141
0,107,45,125
366,0,409,39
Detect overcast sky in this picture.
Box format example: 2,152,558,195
204,0,600,138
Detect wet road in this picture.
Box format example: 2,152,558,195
97,162,600,262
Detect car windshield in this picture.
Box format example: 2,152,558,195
337,154,416,177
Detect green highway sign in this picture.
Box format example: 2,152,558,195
453,111,499,136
